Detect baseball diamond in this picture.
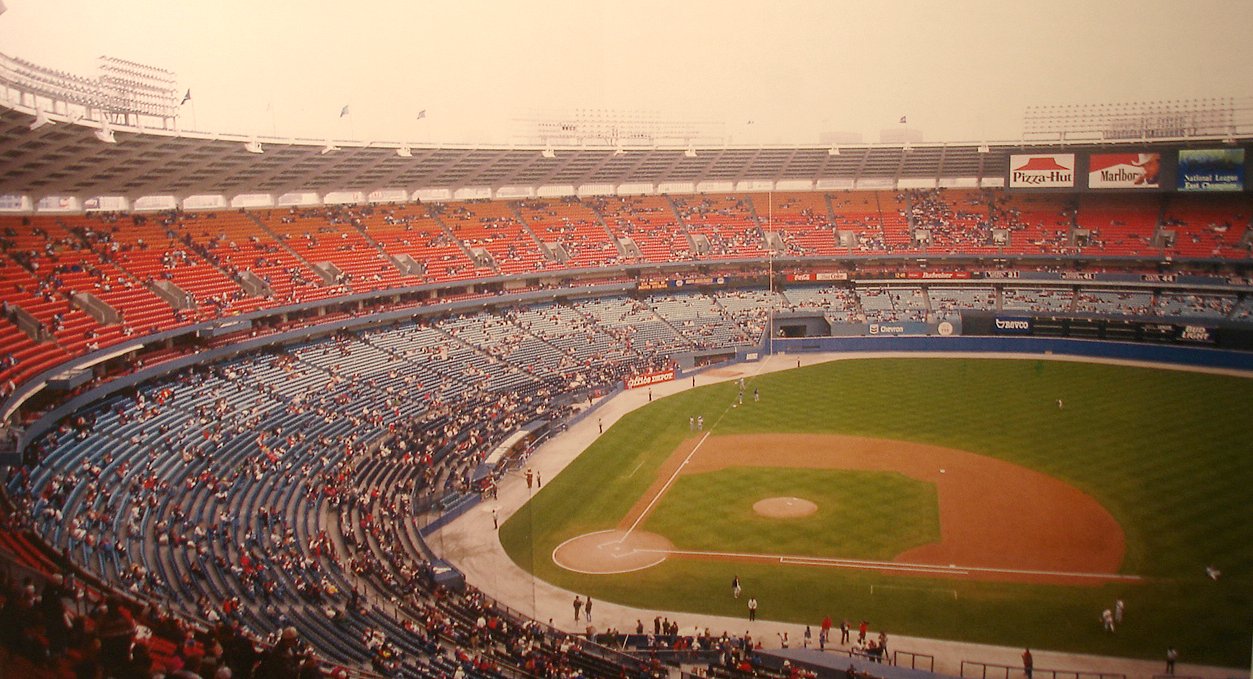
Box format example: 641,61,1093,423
3,13,1253,676
495,355,1253,667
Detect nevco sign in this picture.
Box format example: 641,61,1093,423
993,317,1033,334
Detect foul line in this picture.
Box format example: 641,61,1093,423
621,355,777,542
626,546,1142,582
620,431,711,540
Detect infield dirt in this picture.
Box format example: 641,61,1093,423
554,433,1126,584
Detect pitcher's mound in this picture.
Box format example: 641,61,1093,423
754,496,818,518
552,530,674,574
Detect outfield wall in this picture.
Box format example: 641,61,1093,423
773,336,1253,372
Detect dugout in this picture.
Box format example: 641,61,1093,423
771,312,831,338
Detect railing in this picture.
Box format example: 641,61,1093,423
893,649,935,671
961,660,1125,679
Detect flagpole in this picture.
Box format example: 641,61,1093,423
415,110,428,147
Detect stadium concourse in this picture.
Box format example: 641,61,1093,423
432,351,1240,679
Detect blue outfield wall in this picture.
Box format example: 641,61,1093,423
773,336,1253,372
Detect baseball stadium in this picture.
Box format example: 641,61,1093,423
0,3,1251,679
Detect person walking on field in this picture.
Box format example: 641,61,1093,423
1022,648,1033,679
747,597,758,621
732,575,741,599
573,596,582,622
584,597,592,622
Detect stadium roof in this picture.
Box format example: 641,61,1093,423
0,103,1014,201
0,98,1248,205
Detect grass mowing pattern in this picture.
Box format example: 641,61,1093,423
500,358,1253,665
643,468,940,560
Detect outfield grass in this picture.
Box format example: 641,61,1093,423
499,357,1253,666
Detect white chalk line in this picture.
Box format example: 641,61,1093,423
624,458,647,479
619,431,710,540
620,355,776,542
624,545,1141,581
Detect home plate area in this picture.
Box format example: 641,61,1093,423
552,529,675,575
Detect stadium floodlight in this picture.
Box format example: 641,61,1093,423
827,145,840,156
613,147,626,156
684,147,697,158
29,109,54,131
978,143,990,153
396,146,412,158
244,140,263,154
321,142,340,155
541,148,556,159
94,127,116,144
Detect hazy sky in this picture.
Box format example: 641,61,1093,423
2,0,1251,145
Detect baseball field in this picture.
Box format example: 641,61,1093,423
499,356,1253,667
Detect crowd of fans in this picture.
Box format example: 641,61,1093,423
0,189,1248,393
4,294,703,676
0,191,1250,676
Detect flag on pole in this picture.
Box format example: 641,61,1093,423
181,89,191,105
899,115,907,124
416,109,426,120
340,105,350,118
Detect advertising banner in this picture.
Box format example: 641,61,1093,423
639,275,736,291
893,271,973,280
1175,325,1215,344
1009,154,1076,188
1177,149,1245,192
626,369,676,389
786,272,849,282
1088,153,1161,189
992,317,1033,334
829,321,950,337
